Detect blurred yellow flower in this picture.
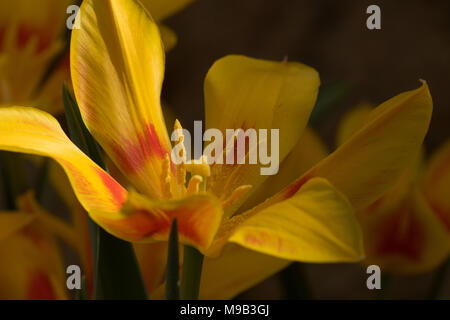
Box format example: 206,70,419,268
337,104,450,274
0,0,72,113
0,192,91,299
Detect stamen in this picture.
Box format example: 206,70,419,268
186,175,203,195
173,119,187,187
185,155,210,178
161,153,172,198
222,185,252,209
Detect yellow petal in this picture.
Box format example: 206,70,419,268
0,106,128,213
359,189,450,274
149,244,290,300
140,0,195,21
159,24,177,51
0,211,34,242
277,83,432,211
209,178,364,263
336,103,373,147
32,54,71,114
0,107,223,250
240,127,328,212
0,0,70,104
422,139,450,231
200,244,290,299
134,242,169,295
0,218,68,299
119,190,223,250
204,55,320,212
71,0,173,198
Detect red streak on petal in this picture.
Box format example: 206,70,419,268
102,203,211,248
428,203,450,231
244,232,264,247
95,168,127,208
17,25,51,54
27,270,56,300
424,149,450,231
21,226,45,247
142,124,166,159
374,201,425,261
280,173,312,200
111,123,169,174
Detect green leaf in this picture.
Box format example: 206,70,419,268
62,84,148,300
166,219,180,300
180,245,204,300
309,82,350,127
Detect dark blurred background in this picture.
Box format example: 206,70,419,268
162,0,450,299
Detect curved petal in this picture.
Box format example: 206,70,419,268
0,212,68,299
209,178,364,263
422,140,450,231
269,83,432,211
0,107,127,213
200,244,290,299
134,242,168,295
159,24,177,51
239,127,328,212
204,55,320,211
150,244,290,300
0,107,223,250
336,103,373,147
33,53,71,115
115,190,223,250
359,189,450,274
0,0,70,104
71,0,173,198
0,211,34,242
140,0,195,21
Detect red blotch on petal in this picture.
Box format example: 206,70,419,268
374,201,425,261
27,270,55,300
17,25,52,54
95,167,127,208
111,124,169,174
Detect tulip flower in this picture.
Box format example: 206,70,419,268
0,0,432,299
0,191,92,299
0,0,73,112
336,105,449,274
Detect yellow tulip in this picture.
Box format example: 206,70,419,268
0,0,72,112
0,192,84,299
0,0,432,299
337,105,450,274
0,0,192,112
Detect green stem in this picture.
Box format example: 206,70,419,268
180,245,204,300
0,152,17,210
95,227,148,299
0,152,28,210
34,158,50,203
166,219,180,300
428,259,449,300
63,84,147,300
309,82,350,128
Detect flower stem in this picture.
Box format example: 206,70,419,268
428,258,449,300
181,245,204,300
34,158,50,203
166,219,180,300
0,152,27,210
63,84,148,300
